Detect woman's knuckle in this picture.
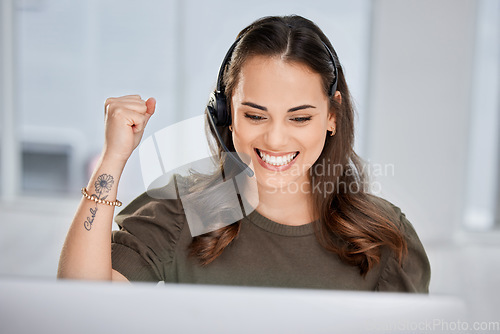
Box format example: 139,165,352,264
115,106,126,115
105,97,115,106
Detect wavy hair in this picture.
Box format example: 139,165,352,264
188,15,407,276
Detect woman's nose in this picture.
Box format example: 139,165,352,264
263,121,289,149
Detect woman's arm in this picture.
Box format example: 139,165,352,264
57,95,156,281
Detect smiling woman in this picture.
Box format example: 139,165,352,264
58,15,430,292
231,56,335,202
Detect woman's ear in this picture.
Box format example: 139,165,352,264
328,109,336,130
328,91,340,129
328,113,336,131
334,91,342,105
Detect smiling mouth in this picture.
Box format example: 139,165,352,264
255,148,299,167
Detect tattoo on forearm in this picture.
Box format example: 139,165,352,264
84,174,114,231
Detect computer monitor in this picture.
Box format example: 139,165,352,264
0,278,465,334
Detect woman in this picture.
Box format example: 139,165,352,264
58,15,430,292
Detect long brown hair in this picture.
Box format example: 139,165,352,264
189,15,406,276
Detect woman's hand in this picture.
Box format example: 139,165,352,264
102,95,156,164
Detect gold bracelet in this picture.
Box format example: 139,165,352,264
81,187,122,207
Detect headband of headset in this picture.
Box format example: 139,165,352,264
207,34,339,127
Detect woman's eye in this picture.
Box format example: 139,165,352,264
244,113,265,121
291,116,312,123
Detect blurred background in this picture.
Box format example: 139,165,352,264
1,0,498,322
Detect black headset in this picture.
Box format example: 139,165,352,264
205,34,340,177
206,36,339,127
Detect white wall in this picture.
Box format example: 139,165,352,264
365,0,500,320
9,0,372,205
365,0,478,242
1,0,21,199
464,0,500,230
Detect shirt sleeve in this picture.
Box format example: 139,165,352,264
111,192,185,282
376,205,431,293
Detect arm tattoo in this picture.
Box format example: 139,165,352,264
84,174,115,231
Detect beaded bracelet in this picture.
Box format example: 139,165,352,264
81,187,122,207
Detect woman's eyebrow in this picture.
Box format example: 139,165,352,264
241,101,316,112
241,101,267,111
288,104,316,112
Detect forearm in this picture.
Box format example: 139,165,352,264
57,154,125,280
58,95,155,280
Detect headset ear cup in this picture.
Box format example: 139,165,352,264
216,92,230,127
207,91,219,125
207,91,230,127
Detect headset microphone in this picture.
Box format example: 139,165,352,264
206,108,254,177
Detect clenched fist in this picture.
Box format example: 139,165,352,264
102,95,156,163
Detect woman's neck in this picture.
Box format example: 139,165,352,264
255,182,316,226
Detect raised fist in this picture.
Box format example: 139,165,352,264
102,94,156,163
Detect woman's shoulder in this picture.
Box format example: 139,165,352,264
115,192,184,223
111,176,189,282
366,194,427,254
114,174,188,235
365,193,398,213
366,194,431,293
366,194,414,232
115,173,192,224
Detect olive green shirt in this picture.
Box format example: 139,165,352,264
111,193,430,292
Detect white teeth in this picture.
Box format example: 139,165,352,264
258,150,298,166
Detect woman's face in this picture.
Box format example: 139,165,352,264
231,55,336,193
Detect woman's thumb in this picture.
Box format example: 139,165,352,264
145,97,156,117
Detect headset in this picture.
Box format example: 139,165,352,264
205,34,340,177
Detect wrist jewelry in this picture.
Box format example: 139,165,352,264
81,187,122,207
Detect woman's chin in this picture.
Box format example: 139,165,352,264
254,171,311,196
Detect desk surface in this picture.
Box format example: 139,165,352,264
0,278,465,334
